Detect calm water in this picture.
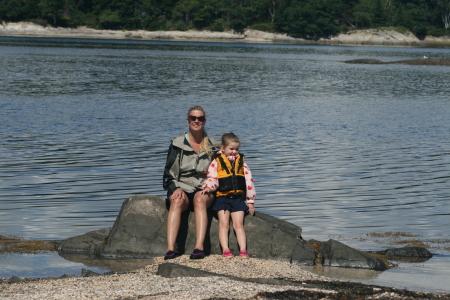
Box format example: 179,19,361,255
0,37,449,292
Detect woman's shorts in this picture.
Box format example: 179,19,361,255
212,196,248,213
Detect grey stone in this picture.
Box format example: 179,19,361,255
345,58,450,66
81,268,101,277
157,263,227,278
383,247,432,258
59,195,316,265
100,195,168,258
157,263,306,286
57,227,111,255
291,241,317,266
319,239,387,271
8,275,22,283
58,195,388,270
345,59,385,64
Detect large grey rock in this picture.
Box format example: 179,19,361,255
59,195,315,264
319,239,387,271
58,195,388,270
100,195,168,258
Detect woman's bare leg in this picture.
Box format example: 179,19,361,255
166,197,189,251
217,210,231,251
193,191,215,250
231,211,246,251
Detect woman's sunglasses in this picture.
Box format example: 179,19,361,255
188,116,206,122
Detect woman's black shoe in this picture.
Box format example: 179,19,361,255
164,250,177,260
189,249,205,259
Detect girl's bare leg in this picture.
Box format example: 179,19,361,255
192,191,215,250
166,197,189,251
217,210,231,251
231,211,246,251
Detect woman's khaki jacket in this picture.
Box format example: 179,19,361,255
163,133,219,194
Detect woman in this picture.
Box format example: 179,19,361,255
163,105,218,260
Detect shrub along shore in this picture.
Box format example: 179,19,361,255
1,22,450,47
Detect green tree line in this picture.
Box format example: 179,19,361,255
1,0,449,39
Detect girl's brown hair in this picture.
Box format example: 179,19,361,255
221,132,240,147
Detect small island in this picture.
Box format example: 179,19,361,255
345,58,450,66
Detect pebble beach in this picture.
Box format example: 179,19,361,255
2,255,450,299
0,256,332,300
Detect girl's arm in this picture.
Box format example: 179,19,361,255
244,162,256,203
244,162,256,215
201,160,219,193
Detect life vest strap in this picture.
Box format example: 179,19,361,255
216,154,231,174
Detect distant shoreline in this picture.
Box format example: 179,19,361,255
2,22,450,48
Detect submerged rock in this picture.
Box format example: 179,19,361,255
383,247,432,258
345,58,450,66
345,59,385,64
391,58,450,66
58,195,388,270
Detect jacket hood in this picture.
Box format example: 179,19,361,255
172,132,218,152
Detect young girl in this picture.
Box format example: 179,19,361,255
201,133,256,258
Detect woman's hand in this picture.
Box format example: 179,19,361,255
247,203,255,216
170,188,187,201
200,187,211,195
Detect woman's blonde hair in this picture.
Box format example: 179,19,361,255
187,105,211,155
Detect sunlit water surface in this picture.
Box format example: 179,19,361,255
0,37,449,293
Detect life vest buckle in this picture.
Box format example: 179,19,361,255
226,193,243,199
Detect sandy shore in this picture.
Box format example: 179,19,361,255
1,255,449,299
2,22,450,47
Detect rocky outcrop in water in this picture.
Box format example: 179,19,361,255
382,247,433,258
345,58,450,66
58,195,391,270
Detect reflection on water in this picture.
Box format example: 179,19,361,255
0,38,450,292
0,252,109,278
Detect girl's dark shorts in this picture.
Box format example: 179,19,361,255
212,196,248,213
166,190,198,212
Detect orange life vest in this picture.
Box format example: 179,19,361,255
215,153,246,198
